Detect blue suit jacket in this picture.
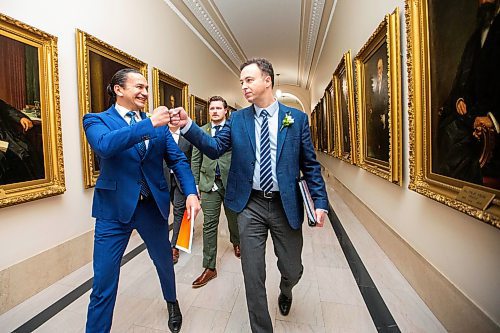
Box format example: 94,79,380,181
83,106,197,223
184,103,328,229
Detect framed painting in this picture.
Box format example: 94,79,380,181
407,0,500,227
333,51,357,164
321,95,329,153
311,107,318,150
355,8,402,185
76,29,147,188
190,95,208,126
325,81,337,156
0,13,65,208
152,68,188,111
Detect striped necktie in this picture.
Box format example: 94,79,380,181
259,110,273,192
126,111,151,198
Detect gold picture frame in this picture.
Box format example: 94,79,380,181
76,29,147,188
190,95,208,126
152,68,188,110
325,80,337,156
333,51,357,164
0,13,65,208
406,0,499,227
355,8,402,185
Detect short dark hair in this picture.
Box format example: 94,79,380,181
106,68,141,106
208,95,227,109
240,58,274,88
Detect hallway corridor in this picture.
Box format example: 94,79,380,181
0,185,446,332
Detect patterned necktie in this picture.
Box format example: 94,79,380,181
126,111,151,198
214,125,221,177
259,110,273,192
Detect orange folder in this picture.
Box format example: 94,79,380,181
176,208,194,253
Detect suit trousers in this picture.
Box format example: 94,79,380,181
86,199,176,333
238,193,303,333
200,178,239,270
170,173,186,248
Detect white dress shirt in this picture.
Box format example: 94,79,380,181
115,103,149,148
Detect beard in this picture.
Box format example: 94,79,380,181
477,2,499,30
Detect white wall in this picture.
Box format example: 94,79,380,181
0,0,245,270
312,0,500,323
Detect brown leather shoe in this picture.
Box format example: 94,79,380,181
233,244,241,259
192,268,217,288
172,247,179,265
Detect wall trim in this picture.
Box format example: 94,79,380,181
324,174,499,332
0,231,93,315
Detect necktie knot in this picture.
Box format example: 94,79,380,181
261,110,269,119
214,125,221,134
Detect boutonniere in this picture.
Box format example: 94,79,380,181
280,112,294,131
145,112,153,118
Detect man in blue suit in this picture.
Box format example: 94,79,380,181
173,58,329,332
83,68,200,333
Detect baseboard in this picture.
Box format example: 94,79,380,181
324,174,499,333
0,231,94,315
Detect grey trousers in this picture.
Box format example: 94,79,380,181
238,193,303,333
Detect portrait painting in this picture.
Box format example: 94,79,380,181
0,13,65,208
355,8,402,184
321,95,329,153
190,95,208,126
407,0,500,226
152,68,188,112
333,51,356,164
76,29,147,188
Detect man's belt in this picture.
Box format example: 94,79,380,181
251,189,280,200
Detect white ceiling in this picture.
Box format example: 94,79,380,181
167,0,336,89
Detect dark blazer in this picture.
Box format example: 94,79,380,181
164,134,192,194
184,102,328,230
0,99,31,160
83,106,197,222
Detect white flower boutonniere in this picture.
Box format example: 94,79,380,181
280,113,294,131
145,112,153,118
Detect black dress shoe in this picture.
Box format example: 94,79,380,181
278,293,292,316
167,300,182,333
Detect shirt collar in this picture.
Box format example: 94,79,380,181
254,99,279,118
115,103,139,119
211,120,225,128
170,128,180,135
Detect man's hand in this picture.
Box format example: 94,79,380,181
186,194,201,220
150,106,171,127
473,116,494,139
456,98,467,115
20,118,33,132
314,209,327,228
169,107,189,128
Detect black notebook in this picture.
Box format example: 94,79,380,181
298,178,317,226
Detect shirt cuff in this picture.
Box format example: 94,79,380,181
487,112,500,134
180,118,193,134
317,208,328,213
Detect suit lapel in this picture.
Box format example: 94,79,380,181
140,111,153,159
244,105,256,153
276,103,289,162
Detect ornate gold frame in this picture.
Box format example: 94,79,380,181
76,29,147,188
0,14,65,208
333,51,357,164
355,8,402,185
190,95,208,126
325,80,338,156
406,0,499,227
152,68,188,110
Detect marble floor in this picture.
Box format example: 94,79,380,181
0,185,447,332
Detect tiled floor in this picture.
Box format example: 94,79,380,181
0,185,447,332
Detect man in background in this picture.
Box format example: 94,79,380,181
191,95,240,288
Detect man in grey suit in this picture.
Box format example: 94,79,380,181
163,123,192,264
171,58,329,332
191,96,240,288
